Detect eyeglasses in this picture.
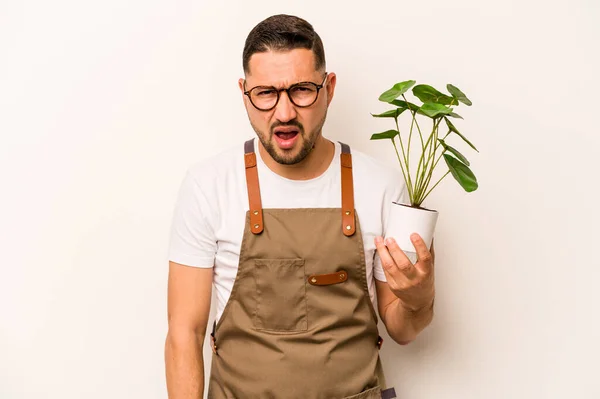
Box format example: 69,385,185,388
243,73,328,111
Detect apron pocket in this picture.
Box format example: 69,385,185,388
253,258,307,332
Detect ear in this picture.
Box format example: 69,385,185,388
239,78,250,109
325,72,336,106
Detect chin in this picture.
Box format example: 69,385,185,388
272,146,308,165
273,151,303,165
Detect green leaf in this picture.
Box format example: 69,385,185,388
447,84,472,106
419,103,453,118
370,130,399,140
371,107,407,118
438,138,470,166
444,117,479,152
447,112,463,119
379,80,416,103
412,84,454,105
391,99,422,114
443,154,478,192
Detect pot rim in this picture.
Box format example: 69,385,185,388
392,201,438,213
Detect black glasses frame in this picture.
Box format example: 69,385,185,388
243,73,328,111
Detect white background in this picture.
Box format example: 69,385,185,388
1,0,599,398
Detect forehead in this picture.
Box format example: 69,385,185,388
246,48,320,87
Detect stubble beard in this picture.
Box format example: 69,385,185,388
251,112,327,165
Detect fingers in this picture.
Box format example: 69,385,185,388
384,237,418,279
410,233,434,275
375,235,436,308
374,237,416,282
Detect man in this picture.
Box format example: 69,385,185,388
165,14,435,399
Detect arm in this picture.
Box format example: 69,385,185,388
165,261,213,398
374,235,435,345
375,279,434,344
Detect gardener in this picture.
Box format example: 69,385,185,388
165,13,436,399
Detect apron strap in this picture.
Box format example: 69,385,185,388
339,142,356,236
244,138,355,237
244,138,264,234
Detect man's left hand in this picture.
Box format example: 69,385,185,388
375,233,435,312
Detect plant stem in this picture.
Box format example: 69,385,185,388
403,94,425,151
407,110,414,166
401,94,427,206
419,145,446,202
415,117,441,204
394,117,413,195
431,129,451,155
411,120,428,203
417,119,443,204
391,136,412,200
419,170,451,204
416,100,459,205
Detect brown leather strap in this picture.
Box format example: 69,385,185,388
244,139,263,234
308,270,348,286
340,142,355,236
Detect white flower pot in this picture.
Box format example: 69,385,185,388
384,202,439,264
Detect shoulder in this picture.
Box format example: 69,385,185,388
348,144,405,195
184,140,247,187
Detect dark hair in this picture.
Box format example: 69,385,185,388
242,14,326,74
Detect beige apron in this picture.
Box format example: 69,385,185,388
207,139,396,399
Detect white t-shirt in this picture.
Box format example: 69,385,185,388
168,138,408,322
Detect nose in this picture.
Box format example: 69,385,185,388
273,90,297,123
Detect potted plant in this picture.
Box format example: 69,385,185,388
370,80,479,263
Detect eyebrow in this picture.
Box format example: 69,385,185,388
247,78,319,89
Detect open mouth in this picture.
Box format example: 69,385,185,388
274,131,299,140
273,127,300,149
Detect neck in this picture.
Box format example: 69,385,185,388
258,135,335,181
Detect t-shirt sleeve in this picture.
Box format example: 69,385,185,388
373,174,409,282
167,169,217,268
